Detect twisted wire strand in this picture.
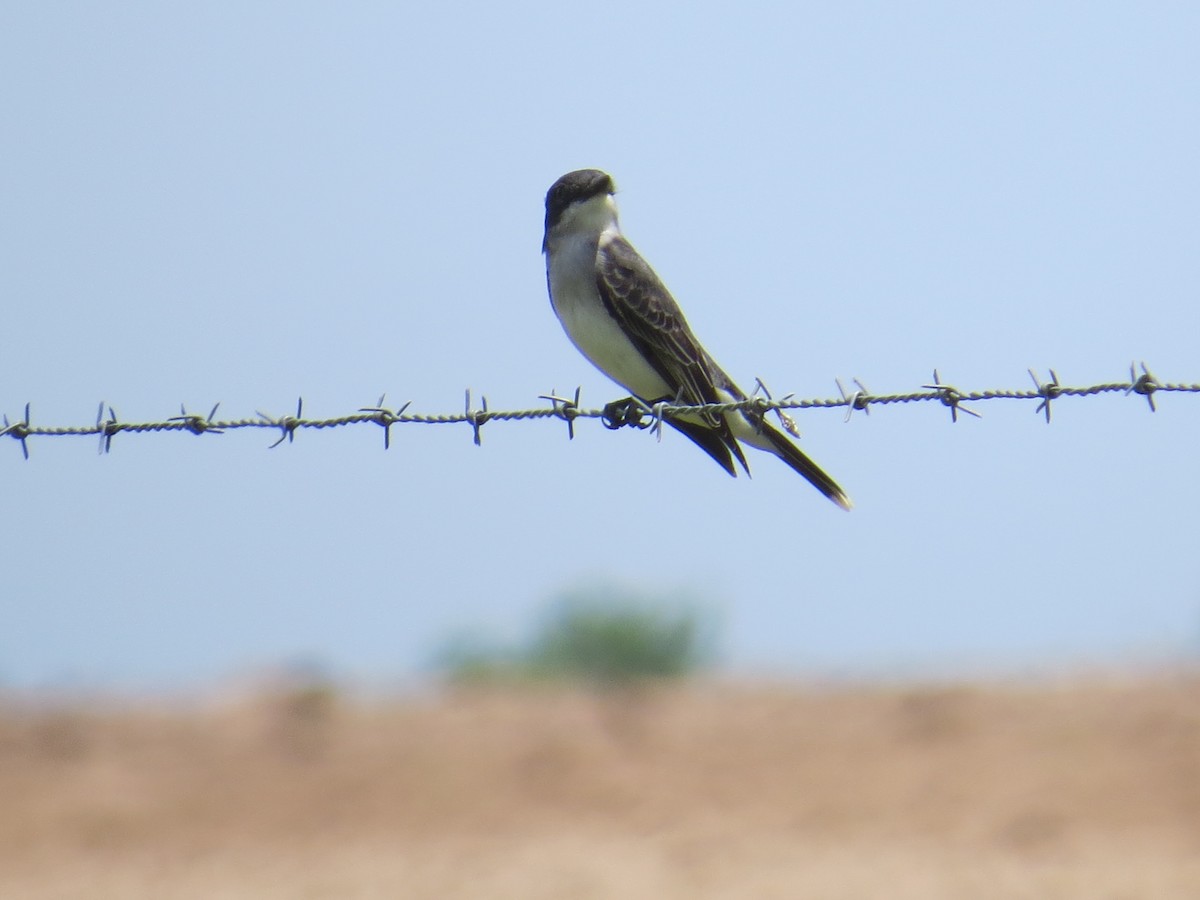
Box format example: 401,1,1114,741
4,364,1197,458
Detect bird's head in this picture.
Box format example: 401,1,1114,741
543,168,618,252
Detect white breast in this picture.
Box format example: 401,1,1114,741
546,230,671,400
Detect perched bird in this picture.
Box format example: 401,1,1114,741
542,168,851,510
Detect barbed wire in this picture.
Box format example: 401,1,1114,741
3,362,1197,460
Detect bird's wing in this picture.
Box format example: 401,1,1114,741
596,235,728,416
596,234,749,475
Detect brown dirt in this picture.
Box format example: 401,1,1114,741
2,675,1198,898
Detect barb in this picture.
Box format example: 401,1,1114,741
359,395,412,450
1,403,32,459
259,398,305,448
538,387,583,440
1127,361,1159,413
1028,368,1061,424
169,402,225,436
465,389,490,446
921,369,983,423
5,362,1198,459
836,377,873,423
753,378,801,438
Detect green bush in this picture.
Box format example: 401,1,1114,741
439,588,713,686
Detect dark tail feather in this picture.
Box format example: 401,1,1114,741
668,419,749,477
762,425,852,510
668,417,851,510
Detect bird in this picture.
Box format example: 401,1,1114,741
542,168,851,510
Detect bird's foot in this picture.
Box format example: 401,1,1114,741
601,397,650,430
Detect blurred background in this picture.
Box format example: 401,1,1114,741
2,2,1197,693
2,3,1199,895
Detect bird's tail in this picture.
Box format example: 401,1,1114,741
761,424,852,510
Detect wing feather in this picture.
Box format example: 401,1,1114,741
597,237,719,411
596,235,749,475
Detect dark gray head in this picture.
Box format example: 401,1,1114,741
543,169,615,249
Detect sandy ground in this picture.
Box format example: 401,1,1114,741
1,674,1198,898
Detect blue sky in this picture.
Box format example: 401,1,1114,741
2,3,1198,691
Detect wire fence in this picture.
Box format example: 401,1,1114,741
4,362,1197,460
